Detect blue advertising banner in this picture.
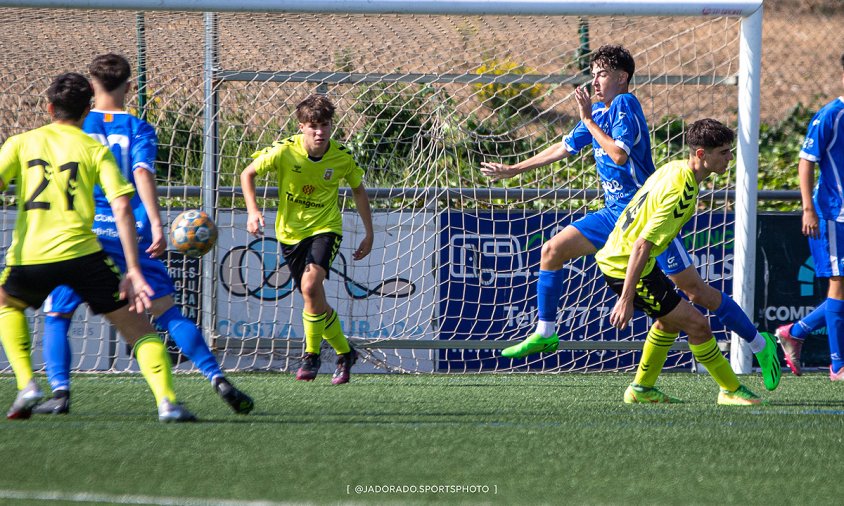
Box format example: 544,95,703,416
438,210,734,371
755,213,829,367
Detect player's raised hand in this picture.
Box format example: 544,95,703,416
247,211,265,237
574,84,593,122
480,162,521,181
120,267,155,313
609,299,633,330
146,226,168,258
353,233,374,260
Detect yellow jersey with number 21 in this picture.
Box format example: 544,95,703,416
0,123,134,266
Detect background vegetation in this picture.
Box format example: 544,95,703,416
149,74,816,212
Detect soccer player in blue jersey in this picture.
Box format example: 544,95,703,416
480,45,780,391
0,72,194,422
34,54,253,415
777,52,844,380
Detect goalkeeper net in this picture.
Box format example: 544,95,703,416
0,5,758,374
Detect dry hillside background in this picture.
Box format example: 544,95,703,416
0,1,840,186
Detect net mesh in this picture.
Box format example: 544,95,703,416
0,8,744,373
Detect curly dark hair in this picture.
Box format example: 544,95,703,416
590,45,635,83
47,72,93,121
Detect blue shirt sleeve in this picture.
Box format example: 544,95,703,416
800,110,825,162
563,117,593,154
131,120,158,173
609,95,641,155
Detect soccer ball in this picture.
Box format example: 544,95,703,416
169,209,218,258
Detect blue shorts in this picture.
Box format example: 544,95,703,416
809,218,844,278
571,208,693,276
44,236,175,314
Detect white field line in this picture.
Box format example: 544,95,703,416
0,489,297,506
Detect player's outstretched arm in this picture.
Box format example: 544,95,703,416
798,158,820,239
111,194,154,312
240,161,265,237
134,168,167,258
480,143,571,181
610,237,653,330
351,183,374,260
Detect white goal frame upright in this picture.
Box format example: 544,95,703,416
0,0,763,374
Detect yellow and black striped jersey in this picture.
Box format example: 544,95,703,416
596,160,698,279
0,123,134,265
251,134,364,245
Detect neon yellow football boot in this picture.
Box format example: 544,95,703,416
623,383,682,404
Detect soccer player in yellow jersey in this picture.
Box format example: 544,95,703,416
596,118,764,405
0,73,195,421
240,94,374,384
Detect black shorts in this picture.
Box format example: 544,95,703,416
281,233,342,291
603,266,682,319
0,250,128,314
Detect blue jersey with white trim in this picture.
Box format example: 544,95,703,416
563,93,655,216
84,110,158,243
801,97,844,222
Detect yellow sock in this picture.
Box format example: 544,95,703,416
689,338,740,392
0,306,33,390
133,334,176,405
323,310,350,354
633,326,678,388
303,311,326,354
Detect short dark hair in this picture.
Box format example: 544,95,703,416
295,94,335,124
88,53,131,92
47,73,93,121
686,118,735,150
590,45,635,83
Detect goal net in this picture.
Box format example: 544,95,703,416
0,3,761,374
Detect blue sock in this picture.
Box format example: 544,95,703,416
154,306,222,382
713,292,757,342
42,315,72,392
793,301,827,340
826,298,844,372
537,269,565,332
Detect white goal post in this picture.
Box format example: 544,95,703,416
0,0,762,374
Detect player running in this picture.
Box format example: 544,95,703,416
0,72,195,421
240,94,374,384
34,54,253,416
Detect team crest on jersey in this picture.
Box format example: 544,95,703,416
302,184,315,195
323,168,333,180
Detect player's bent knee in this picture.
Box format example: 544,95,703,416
104,306,158,346
653,319,681,335
683,313,712,343
682,283,720,310
299,279,320,301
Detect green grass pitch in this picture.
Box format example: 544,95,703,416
0,371,841,505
